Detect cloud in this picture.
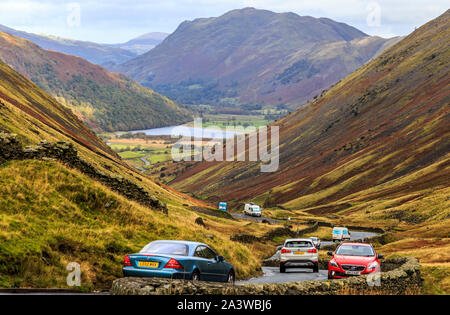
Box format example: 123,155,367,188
0,0,447,43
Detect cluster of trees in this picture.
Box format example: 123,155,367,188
30,68,190,132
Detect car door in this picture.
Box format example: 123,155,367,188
193,246,211,280
203,246,227,282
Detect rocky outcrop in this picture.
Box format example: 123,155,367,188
111,257,421,295
0,132,22,163
0,133,167,213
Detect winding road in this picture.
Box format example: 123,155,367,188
230,213,280,224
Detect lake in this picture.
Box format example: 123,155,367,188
128,125,243,139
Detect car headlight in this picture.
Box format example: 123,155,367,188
330,260,339,268
367,261,379,270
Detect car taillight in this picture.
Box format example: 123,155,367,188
124,255,132,266
281,249,291,254
308,248,318,254
164,258,183,269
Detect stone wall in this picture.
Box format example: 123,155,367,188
111,257,421,295
0,132,167,213
231,222,319,244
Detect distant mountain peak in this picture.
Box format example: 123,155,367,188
116,8,393,108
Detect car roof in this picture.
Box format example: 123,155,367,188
150,240,207,247
339,242,372,246
284,238,314,243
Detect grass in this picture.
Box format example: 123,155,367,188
0,160,278,290
421,265,450,295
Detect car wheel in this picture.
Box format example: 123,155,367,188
328,274,333,280
280,263,286,273
313,264,319,273
227,270,235,284
191,270,200,281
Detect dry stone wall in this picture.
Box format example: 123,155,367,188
111,257,421,295
0,132,168,213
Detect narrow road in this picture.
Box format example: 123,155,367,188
237,267,328,284
230,213,280,224
141,155,151,166
320,231,379,247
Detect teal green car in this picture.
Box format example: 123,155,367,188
123,240,235,283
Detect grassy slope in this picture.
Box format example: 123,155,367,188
0,60,276,289
0,160,273,289
0,31,190,132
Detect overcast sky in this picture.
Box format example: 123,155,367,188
0,0,447,43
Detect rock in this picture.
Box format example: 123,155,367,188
195,217,206,227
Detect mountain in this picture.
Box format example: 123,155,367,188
106,32,169,55
0,58,273,289
0,24,137,67
116,8,401,109
172,10,450,226
0,31,191,132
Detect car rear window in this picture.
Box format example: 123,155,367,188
285,241,313,248
336,245,375,257
140,242,189,256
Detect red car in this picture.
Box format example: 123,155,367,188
328,242,383,279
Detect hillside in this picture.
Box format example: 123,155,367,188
116,7,400,109
0,58,277,289
0,24,136,67
0,31,191,132
172,10,450,228
106,32,169,55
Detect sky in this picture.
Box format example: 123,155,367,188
0,0,447,43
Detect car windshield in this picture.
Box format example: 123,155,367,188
285,241,313,248
310,237,318,241
140,242,189,256
336,245,375,257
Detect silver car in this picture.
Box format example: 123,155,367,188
280,239,319,273
309,237,321,249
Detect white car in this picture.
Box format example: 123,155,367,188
244,203,262,217
280,239,319,273
309,237,321,249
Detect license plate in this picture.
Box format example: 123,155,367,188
138,261,159,268
346,271,361,275
294,252,305,255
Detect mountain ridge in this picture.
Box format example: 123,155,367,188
116,7,398,109
0,24,137,67
0,31,191,132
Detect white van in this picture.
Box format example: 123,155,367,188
332,227,351,242
244,203,262,217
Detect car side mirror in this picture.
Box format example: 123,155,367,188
217,256,225,262
327,251,333,256
377,254,384,260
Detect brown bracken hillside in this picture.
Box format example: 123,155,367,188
172,10,450,218
0,31,190,132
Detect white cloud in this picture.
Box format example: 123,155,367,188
0,0,447,43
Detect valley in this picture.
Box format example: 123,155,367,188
0,4,448,296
